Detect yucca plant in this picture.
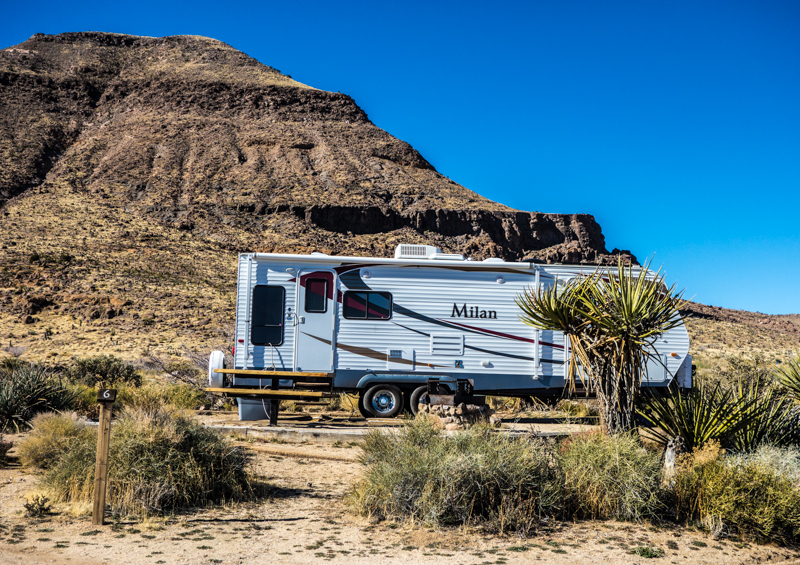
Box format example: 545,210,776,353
730,376,800,452
775,351,800,400
638,380,761,450
517,258,686,435
0,364,76,432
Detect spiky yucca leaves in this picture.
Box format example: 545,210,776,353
0,364,76,432
516,259,685,435
639,377,800,451
639,381,759,450
775,352,800,400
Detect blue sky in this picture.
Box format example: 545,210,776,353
3,0,799,314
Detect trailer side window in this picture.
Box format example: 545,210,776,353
305,278,328,313
251,285,285,345
343,291,392,320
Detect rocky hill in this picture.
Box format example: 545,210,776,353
0,31,642,363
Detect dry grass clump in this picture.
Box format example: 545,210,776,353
350,417,562,535
38,407,261,517
70,382,206,418
673,442,800,542
17,412,93,469
558,431,663,521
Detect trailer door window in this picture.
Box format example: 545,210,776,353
343,291,392,320
251,285,285,345
305,278,328,313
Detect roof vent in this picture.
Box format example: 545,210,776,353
395,244,441,259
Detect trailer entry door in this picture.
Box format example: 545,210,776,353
294,270,336,372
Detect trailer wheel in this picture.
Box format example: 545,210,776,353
409,386,430,416
364,385,404,418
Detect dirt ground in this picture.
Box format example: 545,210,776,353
2,426,800,565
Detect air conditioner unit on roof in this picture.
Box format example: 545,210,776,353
395,244,441,259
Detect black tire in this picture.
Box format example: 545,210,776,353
409,386,430,416
364,384,404,418
357,394,372,419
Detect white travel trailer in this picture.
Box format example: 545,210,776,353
210,245,692,420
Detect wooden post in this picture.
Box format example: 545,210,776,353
92,389,116,526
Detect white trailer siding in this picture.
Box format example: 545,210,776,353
232,252,691,395
332,264,547,392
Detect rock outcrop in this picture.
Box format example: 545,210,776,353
0,32,633,265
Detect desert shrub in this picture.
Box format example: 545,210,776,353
118,382,206,411
672,443,800,542
42,407,259,516
726,445,800,487
17,412,93,469
350,417,562,535
557,431,663,521
0,364,76,431
70,381,207,418
708,353,773,391
67,355,141,388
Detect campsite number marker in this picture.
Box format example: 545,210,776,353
92,389,116,526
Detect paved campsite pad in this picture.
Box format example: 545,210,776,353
2,431,800,565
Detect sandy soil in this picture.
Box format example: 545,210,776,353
2,429,800,565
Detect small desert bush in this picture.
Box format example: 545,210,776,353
17,412,93,469
42,407,260,516
726,445,800,487
350,417,562,535
672,442,800,542
67,355,141,388
70,382,206,417
0,364,76,431
558,431,663,521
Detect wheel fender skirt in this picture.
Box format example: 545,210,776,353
355,373,453,391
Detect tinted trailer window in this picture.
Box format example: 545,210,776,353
251,285,285,345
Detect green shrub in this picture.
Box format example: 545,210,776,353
350,417,562,535
0,364,76,431
557,431,663,521
67,355,141,388
42,407,260,516
17,412,93,469
673,444,800,542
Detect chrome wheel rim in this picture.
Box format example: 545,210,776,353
371,391,396,414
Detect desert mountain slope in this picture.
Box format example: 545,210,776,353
0,32,637,363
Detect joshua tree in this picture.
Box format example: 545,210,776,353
516,259,686,435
